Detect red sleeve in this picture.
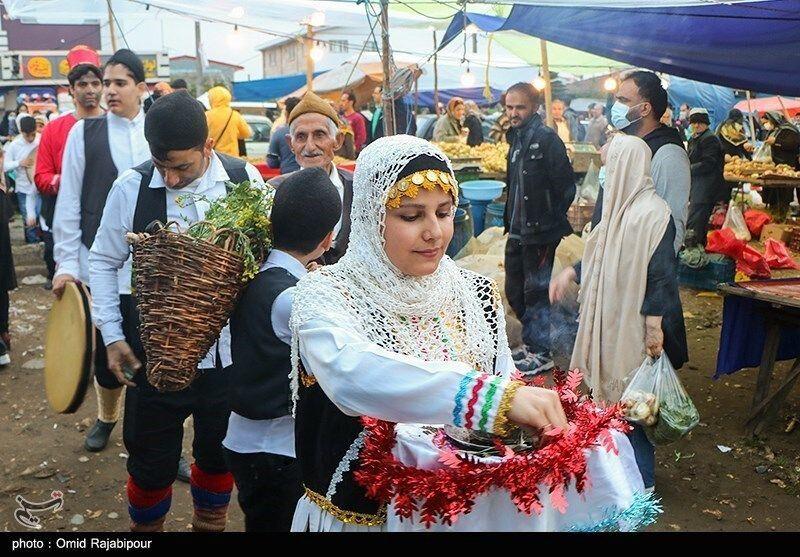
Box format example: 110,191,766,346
352,114,367,152
34,123,61,195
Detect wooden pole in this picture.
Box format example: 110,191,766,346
194,21,204,96
304,24,315,92
540,39,553,128
380,0,395,136
433,29,440,116
776,95,792,122
746,90,756,143
107,0,118,52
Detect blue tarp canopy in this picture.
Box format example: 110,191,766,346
666,76,737,128
232,72,324,102
412,87,504,110
440,2,800,96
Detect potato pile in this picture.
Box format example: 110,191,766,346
434,142,509,173
621,390,659,426
724,155,800,179
435,142,473,159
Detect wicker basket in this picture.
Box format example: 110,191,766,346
130,222,248,392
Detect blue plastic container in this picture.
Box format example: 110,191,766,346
484,202,505,231
678,258,735,291
459,180,505,236
446,208,470,259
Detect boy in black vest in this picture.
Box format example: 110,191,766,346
223,167,342,532
88,91,264,532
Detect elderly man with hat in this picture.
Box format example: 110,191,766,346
35,45,105,291
686,107,725,247
269,91,353,264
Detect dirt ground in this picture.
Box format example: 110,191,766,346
1,222,799,533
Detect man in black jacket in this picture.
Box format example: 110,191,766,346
503,82,576,374
686,108,725,247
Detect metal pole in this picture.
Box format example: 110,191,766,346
433,29,440,116
304,24,315,92
540,39,553,128
107,0,118,51
380,0,395,136
746,90,756,143
194,21,204,96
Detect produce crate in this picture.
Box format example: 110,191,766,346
788,227,800,253
568,203,595,233
679,257,735,291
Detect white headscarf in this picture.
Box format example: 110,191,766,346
289,135,511,408
570,134,671,403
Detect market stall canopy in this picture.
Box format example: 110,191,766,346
733,96,800,117
439,2,800,96
666,76,737,128
284,54,419,103
232,72,325,102
3,0,429,29
414,88,505,109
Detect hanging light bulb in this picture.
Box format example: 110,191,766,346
460,67,476,88
309,43,326,62
603,77,618,92
226,25,243,49
309,11,326,27
229,6,245,19
533,75,546,91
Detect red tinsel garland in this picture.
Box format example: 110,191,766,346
353,369,630,528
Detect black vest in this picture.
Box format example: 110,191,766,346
125,152,248,364
229,266,297,420
80,117,119,249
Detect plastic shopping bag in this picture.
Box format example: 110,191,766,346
752,142,772,163
620,354,700,445
722,204,752,242
744,209,772,238
765,239,800,270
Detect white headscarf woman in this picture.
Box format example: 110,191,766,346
288,135,570,532
570,134,671,403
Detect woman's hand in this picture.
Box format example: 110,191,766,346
645,315,664,358
508,386,569,431
549,266,577,304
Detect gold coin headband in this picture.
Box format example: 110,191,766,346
386,169,459,209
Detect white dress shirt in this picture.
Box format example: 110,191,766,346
53,109,149,292
223,249,307,457
88,151,263,370
328,164,344,241
3,133,40,195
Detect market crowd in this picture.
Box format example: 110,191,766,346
2,41,798,533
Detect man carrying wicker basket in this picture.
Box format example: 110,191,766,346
89,91,263,532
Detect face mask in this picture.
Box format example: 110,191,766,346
610,101,645,130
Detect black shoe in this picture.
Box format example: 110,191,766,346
0,337,9,366
177,455,191,483
84,419,116,452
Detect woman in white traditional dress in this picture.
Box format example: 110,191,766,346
289,135,647,532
